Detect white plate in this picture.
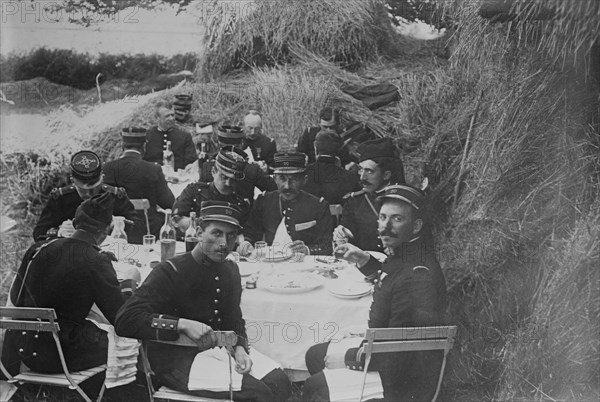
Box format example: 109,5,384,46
327,290,372,300
237,262,260,277
262,273,322,294
253,246,294,262
327,281,373,296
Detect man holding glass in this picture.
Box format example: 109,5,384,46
240,152,334,256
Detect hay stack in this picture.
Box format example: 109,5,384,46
199,0,403,78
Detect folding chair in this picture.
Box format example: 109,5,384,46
356,325,457,402
130,198,151,235
329,204,343,226
139,331,238,402
0,307,106,402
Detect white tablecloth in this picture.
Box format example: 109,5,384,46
239,258,372,375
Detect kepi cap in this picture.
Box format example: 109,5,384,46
319,107,338,127
70,150,102,184
217,125,244,145
73,191,115,233
357,137,397,162
215,146,247,180
121,127,147,145
200,201,242,229
314,129,342,156
376,184,425,211
273,152,306,174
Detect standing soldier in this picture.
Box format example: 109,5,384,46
103,127,175,244
33,150,135,241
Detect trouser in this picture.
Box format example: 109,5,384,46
303,342,331,402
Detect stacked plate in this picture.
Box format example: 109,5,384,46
327,281,373,299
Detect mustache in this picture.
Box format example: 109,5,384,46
378,229,398,238
360,180,372,187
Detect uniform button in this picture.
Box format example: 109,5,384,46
217,318,222,323
215,276,220,281
169,324,175,329
216,288,221,293
22,331,26,335
214,310,219,315
34,334,39,339
286,217,290,220
32,352,37,357
153,322,158,327
18,348,23,353
209,318,213,322
161,323,166,328
377,270,382,274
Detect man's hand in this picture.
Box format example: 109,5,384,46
289,240,309,255
178,319,217,350
333,225,354,242
233,346,253,374
237,240,254,257
333,243,370,268
172,216,190,232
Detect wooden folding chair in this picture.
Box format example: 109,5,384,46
139,331,238,402
329,204,343,226
0,307,107,402
356,325,457,402
130,199,151,235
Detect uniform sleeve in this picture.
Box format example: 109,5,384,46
297,128,311,155
340,198,358,244
263,138,277,167
307,199,334,255
253,167,277,192
220,262,249,352
154,165,176,209
242,194,265,244
33,198,64,241
115,263,180,341
389,269,439,328
182,132,197,167
113,194,136,221
172,183,197,217
90,253,127,325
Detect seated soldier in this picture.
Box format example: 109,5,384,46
241,111,277,171
200,124,277,203
240,152,334,256
172,146,251,232
33,150,135,241
303,129,361,205
103,127,175,244
2,192,135,378
334,137,405,253
143,100,197,170
302,184,447,402
115,201,292,401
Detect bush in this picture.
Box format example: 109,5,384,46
0,48,198,89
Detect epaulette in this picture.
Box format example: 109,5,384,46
342,189,366,200
102,184,127,199
49,185,76,200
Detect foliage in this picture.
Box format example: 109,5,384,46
0,48,197,89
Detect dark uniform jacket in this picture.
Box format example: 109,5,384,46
143,126,197,170
304,156,361,205
114,253,248,390
2,235,126,375
172,182,251,225
340,189,385,253
349,237,447,401
103,151,175,243
242,134,277,168
200,159,277,203
243,190,334,255
33,184,135,241
297,126,353,166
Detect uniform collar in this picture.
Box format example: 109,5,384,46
316,155,338,165
122,150,142,158
70,230,101,248
157,126,172,133
385,235,423,258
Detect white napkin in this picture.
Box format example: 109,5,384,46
272,216,293,250
187,348,243,392
244,147,255,163
323,367,383,401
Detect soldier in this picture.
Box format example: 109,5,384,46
296,107,353,166
200,124,277,203
143,100,197,170
33,150,135,241
240,152,334,256
334,137,405,253
303,184,447,402
103,127,175,244
172,146,251,232
115,201,292,401
303,129,361,204
241,111,277,171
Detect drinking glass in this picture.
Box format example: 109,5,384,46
142,235,156,267
255,241,268,263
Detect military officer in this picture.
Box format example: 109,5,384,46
240,152,334,256
303,129,361,204
172,146,251,232
334,137,405,253
143,100,197,170
303,184,447,402
33,150,135,241
241,111,277,170
103,127,175,244
200,124,277,202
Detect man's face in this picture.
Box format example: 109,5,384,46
73,177,103,200
275,173,306,201
377,200,421,251
157,107,175,130
199,221,239,262
244,116,262,140
212,166,238,195
358,160,390,193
